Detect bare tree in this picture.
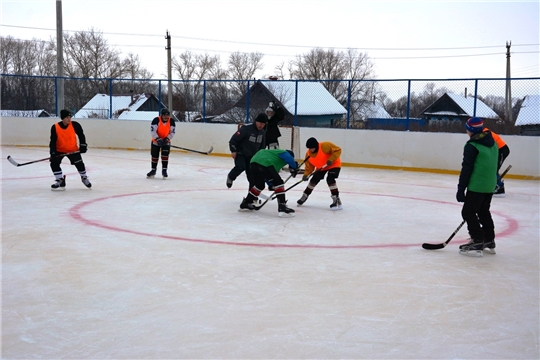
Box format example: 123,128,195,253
172,51,223,113
0,36,57,111
227,51,264,97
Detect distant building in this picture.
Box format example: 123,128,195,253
0,109,51,117
74,93,173,121
215,80,347,127
515,94,540,136
421,92,498,121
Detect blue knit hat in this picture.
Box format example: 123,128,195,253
465,117,484,133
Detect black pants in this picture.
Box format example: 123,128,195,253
228,154,253,186
150,143,170,169
461,190,495,242
497,145,510,185
50,152,86,173
248,163,286,203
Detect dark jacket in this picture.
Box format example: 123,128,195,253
229,123,266,158
265,106,285,144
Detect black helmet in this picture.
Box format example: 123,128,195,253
160,108,170,115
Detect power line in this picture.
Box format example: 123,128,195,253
2,24,539,52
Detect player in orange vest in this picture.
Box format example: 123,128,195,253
483,126,510,196
147,108,176,179
49,109,91,190
297,137,343,210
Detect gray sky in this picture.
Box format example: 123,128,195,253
1,0,538,80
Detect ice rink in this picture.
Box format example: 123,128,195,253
2,146,539,359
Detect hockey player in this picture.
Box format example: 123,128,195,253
147,108,176,179
239,149,298,217
264,101,286,149
49,109,91,190
297,137,343,210
226,113,266,189
483,125,510,196
456,117,499,257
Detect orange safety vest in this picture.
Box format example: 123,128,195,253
55,122,78,153
305,143,341,170
152,117,171,143
483,128,506,149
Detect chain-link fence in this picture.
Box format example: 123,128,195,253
1,74,538,134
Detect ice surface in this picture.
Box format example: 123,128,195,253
2,146,539,359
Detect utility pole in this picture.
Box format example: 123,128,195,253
505,41,512,123
165,31,173,113
56,0,64,113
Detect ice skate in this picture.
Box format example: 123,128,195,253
162,169,168,179
238,197,256,212
81,176,92,188
278,201,295,218
330,195,343,210
483,239,496,254
459,238,484,257
51,175,66,191
297,193,308,206
226,176,233,189
146,169,156,178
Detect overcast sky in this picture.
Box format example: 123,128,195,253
1,0,539,80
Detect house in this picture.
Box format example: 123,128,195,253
515,94,540,136
216,80,347,127
74,93,173,121
0,109,51,117
421,92,499,121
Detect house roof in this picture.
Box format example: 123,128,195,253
515,95,540,126
352,101,391,119
422,92,498,119
445,93,498,118
117,111,158,121
74,93,157,119
259,81,347,116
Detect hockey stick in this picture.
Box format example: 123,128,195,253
254,156,310,210
170,144,213,155
6,151,80,167
255,161,325,211
422,164,512,250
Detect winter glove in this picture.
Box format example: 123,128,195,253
326,160,333,166
163,137,170,145
50,151,56,158
289,162,299,177
79,144,87,153
156,138,164,147
269,101,275,109
456,185,466,202
302,174,310,182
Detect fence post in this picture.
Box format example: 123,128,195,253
158,80,162,113
346,80,351,129
203,80,207,123
473,79,478,117
406,80,411,120
294,80,299,126
109,79,113,119
245,80,251,123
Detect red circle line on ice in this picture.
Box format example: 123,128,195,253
69,189,518,249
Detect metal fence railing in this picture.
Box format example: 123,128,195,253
1,74,538,134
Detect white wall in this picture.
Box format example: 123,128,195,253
1,116,538,178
